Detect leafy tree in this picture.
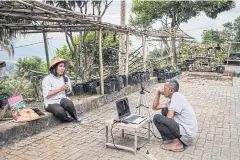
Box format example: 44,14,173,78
223,16,240,51
130,1,236,65
16,56,44,77
201,29,227,44
45,0,113,82
45,0,113,16
148,48,168,58
54,32,119,80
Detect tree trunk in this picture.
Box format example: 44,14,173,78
74,46,78,84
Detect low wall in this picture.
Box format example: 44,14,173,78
0,77,158,147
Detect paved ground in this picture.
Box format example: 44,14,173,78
1,73,240,160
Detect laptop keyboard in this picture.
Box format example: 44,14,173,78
125,115,139,122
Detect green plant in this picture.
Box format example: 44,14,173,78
16,56,46,77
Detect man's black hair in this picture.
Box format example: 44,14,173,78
167,79,179,92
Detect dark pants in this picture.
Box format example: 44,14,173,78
45,98,78,122
153,107,181,141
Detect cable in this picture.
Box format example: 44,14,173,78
0,36,64,51
110,121,119,149
142,127,162,140
136,125,162,151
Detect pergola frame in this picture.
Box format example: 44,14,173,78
0,0,194,95
0,0,140,95
144,27,195,65
227,41,240,65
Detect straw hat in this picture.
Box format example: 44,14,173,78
49,58,68,70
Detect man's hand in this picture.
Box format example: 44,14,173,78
158,88,164,95
152,88,166,110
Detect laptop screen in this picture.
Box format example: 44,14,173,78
116,98,131,119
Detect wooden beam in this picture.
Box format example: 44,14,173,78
19,27,132,34
0,12,75,22
16,0,58,16
0,24,94,28
20,28,99,33
228,41,240,44
43,31,50,69
125,32,130,86
98,27,104,94
32,0,101,18
0,9,47,14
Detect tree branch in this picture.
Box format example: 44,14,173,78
64,29,74,54
101,0,113,17
160,18,167,28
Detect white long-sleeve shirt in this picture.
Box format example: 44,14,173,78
42,74,71,107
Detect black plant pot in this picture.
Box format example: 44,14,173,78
72,83,84,96
165,72,170,80
158,78,166,83
146,71,150,80
120,75,127,87
104,82,114,94
170,72,174,79
216,66,225,73
128,74,138,85
118,76,125,89
173,72,177,77
105,75,124,91
83,79,99,94
0,93,10,108
153,71,158,77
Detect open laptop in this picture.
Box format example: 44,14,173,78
115,97,147,124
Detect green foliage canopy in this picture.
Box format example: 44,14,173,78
16,56,45,77
202,29,227,44
130,1,235,29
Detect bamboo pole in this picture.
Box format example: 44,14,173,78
98,27,104,94
125,32,129,85
43,31,50,69
19,27,130,34
16,0,58,16
32,0,101,18
227,42,232,65
142,35,146,72
0,24,95,28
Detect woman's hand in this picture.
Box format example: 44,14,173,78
59,84,69,92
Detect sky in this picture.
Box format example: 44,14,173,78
1,0,240,63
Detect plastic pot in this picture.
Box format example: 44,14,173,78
104,81,115,94
72,83,84,96
83,79,99,94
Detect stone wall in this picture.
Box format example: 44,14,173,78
0,77,158,147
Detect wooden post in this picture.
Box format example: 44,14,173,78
43,31,50,70
98,27,104,94
181,38,183,53
142,35,146,72
227,42,232,65
125,32,130,85
119,0,126,75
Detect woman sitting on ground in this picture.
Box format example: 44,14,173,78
42,58,82,123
